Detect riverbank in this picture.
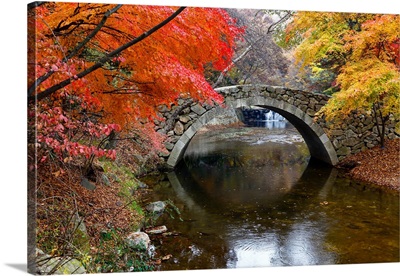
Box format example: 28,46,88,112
30,132,165,273
337,138,400,192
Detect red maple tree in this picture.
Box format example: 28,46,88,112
27,3,243,168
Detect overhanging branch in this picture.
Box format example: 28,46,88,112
28,4,123,97
29,6,186,102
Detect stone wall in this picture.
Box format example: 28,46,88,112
154,99,230,160
316,112,398,160
154,85,398,165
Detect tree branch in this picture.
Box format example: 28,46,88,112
28,4,123,97
212,39,260,88
266,11,293,34
211,11,293,89
29,6,186,102
100,88,151,96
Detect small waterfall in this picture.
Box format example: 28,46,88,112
264,110,285,121
241,108,287,128
263,110,286,128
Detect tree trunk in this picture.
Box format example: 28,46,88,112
373,102,388,148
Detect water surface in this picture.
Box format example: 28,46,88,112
141,126,399,270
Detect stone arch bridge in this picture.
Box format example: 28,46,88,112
153,85,397,168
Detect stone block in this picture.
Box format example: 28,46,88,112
188,112,198,119
275,100,285,110
167,130,174,137
306,108,316,116
179,115,191,123
319,134,330,144
157,104,169,113
345,129,357,138
180,132,192,145
125,231,151,251
275,87,285,94
294,108,305,119
304,115,314,127
353,142,364,150
299,105,308,112
342,137,359,147
337,146,351,156
190,120,204,132
164,142,174,151
184,120,194,130
242,85,252,93
330,129,344,136
191,104,206,115
174,121,184,135
182,107,191,114
366,142,375,148
333,138,341,149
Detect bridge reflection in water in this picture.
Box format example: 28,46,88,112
167,126,337,267
147,125,400,270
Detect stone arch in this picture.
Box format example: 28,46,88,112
167,96,339,168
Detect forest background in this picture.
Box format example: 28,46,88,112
1,1,399,276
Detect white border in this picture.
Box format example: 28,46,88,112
1,1,398,276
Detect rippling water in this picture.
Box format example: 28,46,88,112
141,125,399,271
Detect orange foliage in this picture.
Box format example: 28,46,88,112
29,3,243,127
28,3,243,163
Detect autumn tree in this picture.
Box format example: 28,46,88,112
285,12,400,147
28,3,243,171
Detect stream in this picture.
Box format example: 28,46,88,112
140,123,399,270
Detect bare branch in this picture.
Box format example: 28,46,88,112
212,37,264,88
266,11,294,34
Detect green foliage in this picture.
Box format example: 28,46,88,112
164,199,183,221
87,227,153,273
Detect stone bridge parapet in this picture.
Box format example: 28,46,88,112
153,85,398,168
216,85,330,117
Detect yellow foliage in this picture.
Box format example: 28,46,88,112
287,12,399,122
322,58,399,121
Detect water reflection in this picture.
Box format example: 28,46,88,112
144,126,399,270
226,221,336,268
169,157,340,267
247,120,288,128
166,126,338,267
182,127,310,207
